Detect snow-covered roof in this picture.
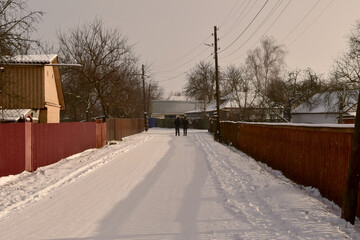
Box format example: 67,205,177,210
292,90,358,114
0,54,58,64
185,91,264,114
0,109,31,122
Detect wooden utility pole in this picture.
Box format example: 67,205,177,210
142,64,148,131
341,92,360,224
214,26,221,142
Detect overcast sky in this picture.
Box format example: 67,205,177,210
28,0,360,96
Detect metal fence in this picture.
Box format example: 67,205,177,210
0,123,27,177
0,118,144,178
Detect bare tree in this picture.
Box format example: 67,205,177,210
245,36,287,120
57,18,141,121
221,64,261,120
267,69,323,122
0,0,43,59
246,36,286,98
184,61,215,115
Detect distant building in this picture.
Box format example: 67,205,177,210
150,95,201,119
291,90,358,124
0,54,65,123
186,92,285,122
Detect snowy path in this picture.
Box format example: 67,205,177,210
0,128,359,239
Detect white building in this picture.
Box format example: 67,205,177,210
150,96,201,118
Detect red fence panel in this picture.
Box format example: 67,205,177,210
31,122,97,169
0,123,27,177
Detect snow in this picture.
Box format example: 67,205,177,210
0,128,359,239
222,120,355,129
292,90,359,114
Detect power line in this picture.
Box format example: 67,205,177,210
220,0,270,54
156,46,210,74
280,0,321,44
153,35,212,72
156,52,214,84
287,0,335,47
219,0,241,28
221,0,283,59
221,0,255,39
156,71,187,83
223,0,292,63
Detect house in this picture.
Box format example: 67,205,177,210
0,54,65,123
186,92,285,122
150,95,201,119
291,90,358,124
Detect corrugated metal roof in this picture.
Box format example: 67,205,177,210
0,54,58,64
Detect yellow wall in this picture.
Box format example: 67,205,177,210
46,105,60,123
39,105,60,123
44,66,60,107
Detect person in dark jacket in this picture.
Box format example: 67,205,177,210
174,117,181,136
182,117,189,136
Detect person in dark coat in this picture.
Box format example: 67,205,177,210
182,116,189,136
174,117,181,136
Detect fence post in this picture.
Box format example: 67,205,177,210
102,121,107,147
96,119,106,148
24,122,34,172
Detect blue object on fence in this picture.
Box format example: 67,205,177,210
148,118,156,128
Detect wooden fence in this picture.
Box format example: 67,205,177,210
219,122,360,216
106,118,144,141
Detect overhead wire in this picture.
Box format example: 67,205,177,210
280,0,321,44
155,0,240,87
221,0,254,39
219,0,270,54
221,0,291,63
287,0,336,47
219,0,241,28
155,47,211,80
155,0,276,92
152,34,212,72
157,53,213,90
221,0,283,60
159,0,334,96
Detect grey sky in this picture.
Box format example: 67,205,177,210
28,0,360,96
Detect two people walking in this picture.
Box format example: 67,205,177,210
174,116,189,136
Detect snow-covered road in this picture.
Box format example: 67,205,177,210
0,128,359,239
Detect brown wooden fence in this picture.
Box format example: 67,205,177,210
106,118,144,141
220,122,360,216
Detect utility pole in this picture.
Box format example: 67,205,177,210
142,64,148,131
214,26,221,142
